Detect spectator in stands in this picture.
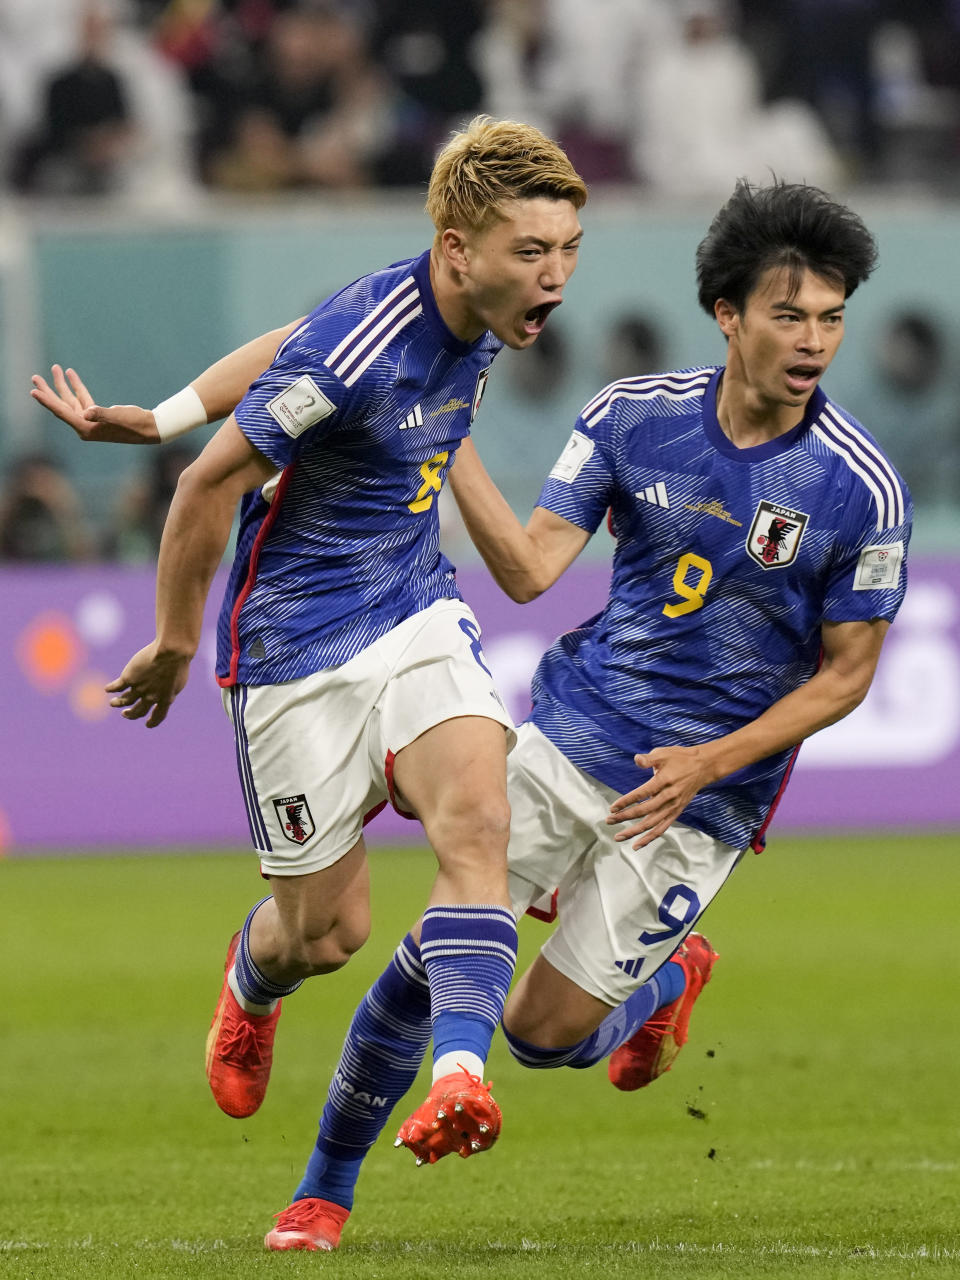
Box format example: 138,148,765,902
7,0,196,204
11,4,135,195
367,0,487,185
634,0,840,197
204,6,386,191
534,0,676,183
0,452,92,561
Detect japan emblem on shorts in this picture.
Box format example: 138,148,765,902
746,500,809,569
273,793,316,845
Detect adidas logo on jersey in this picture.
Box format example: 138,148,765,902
634,482,669,509
399,404,424,430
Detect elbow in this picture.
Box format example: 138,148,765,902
508,580,547,605
494,564,554,604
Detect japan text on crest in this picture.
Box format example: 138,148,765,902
273,793,316,845
746,500,810,569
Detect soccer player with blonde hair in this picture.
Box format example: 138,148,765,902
35,116,586,1248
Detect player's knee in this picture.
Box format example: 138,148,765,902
431,792,511,859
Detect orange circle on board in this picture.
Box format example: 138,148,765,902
17,612,85,692
69,672,112,721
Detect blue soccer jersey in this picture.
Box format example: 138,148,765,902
215,250,499,686
530,365,912,850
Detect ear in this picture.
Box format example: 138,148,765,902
439,227,472,275
714,297,739,339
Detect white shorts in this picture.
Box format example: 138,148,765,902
223,599,515,876
506,723,743,1005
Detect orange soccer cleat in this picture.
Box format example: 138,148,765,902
264,1197,350,1252
394,1066,502,1165
205,932,282,1118
608,931,719,1092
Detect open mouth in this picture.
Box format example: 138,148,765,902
785,363,823,391
523,300,561,334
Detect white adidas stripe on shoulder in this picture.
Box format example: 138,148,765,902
812,405,906,530
582,370,712,429
324,276,423,386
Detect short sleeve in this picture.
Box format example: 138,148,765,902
822,484,913,624
234,325,352,470
535,420,617,535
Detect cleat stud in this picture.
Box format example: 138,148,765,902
478,1123,489,1134
454,1102,464,1113
436,1109,446,1120
415,1157,424,1167
471,1140,481,1151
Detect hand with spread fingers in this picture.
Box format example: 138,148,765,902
607,745,716,849
105,642,192,728
31,364,160,444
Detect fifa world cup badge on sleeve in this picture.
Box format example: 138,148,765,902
267,377,336,438
746,500,809,569
550,430,594,483
853,541,904,590
273,794,316,844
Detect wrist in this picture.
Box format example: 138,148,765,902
152,385,207,442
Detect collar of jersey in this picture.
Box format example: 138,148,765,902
702,365,827,463
411,249,492,356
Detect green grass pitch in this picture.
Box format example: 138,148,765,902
3,833,959,1279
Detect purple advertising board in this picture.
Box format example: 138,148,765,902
2,558,958,854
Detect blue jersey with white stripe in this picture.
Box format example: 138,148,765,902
215,250,499,685
529,365,912,850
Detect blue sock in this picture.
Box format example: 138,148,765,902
420,905,518,1069
233,896,304,1004
294,933,431,1210
503,959,687,1070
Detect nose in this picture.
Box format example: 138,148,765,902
797,321,825,354
539,250,566,292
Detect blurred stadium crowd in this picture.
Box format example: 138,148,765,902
2,0,960,562
2,0,960,203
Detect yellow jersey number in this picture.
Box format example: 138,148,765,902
408,451,449,514
662,551,713,618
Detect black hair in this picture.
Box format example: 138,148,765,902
695,179,878,316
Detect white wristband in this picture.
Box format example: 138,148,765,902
152,385,208,442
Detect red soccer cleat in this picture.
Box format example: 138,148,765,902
608,932,719,1092
205,931,282,1118
264,1197,350,1252
394,1067,502,1165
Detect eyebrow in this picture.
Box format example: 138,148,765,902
771,299,846,316
513,230,584,249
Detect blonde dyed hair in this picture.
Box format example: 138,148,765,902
426,116,587,238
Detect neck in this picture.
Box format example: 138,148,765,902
715,365,808,448
429,248,485,343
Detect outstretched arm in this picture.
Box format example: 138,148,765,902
448,438,589,601
105,417,276,727
30,319,304,445
608,616,891,848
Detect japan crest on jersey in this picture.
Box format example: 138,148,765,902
273,793,316,844
746,500,809,569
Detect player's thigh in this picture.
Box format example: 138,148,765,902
380,600,514,831
222,667,384,878
503,723,603,918
543,819,743,1006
